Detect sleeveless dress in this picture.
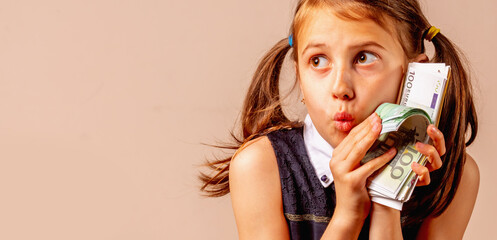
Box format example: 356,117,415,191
266,126,420,240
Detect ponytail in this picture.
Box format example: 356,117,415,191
241,38,298,138
199,38,301,197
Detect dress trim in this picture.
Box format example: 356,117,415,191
284,213,331,223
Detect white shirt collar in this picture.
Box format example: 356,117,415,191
303,114,334,187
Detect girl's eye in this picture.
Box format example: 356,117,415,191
356,52,378,65
310,56,329,68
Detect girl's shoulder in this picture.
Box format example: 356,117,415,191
229,136,290,238
229,136,278,182
463,153,479,185
229,126,302,181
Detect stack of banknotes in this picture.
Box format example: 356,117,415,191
362,63,450,203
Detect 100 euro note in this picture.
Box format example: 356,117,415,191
397,63,450,202
364,63,450,204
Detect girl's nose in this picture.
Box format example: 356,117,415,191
331,64,354,100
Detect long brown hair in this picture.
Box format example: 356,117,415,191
199,0,478,227
198,38,302,197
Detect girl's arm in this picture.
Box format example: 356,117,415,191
369,203,403,239
229,136,290,240
416,154,479,239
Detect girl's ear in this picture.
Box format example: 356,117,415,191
412,53,429,63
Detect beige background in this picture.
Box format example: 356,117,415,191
0,0,495,239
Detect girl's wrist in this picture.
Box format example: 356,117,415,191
371,202,400,217
332,209,364,225
369,203,402,239
323,208,366,239
334,202,370,222
324,212,364,240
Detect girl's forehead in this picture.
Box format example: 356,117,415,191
297,8,399,55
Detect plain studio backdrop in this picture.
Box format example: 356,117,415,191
0,0,495,239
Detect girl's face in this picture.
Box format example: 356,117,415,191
297,8,416,148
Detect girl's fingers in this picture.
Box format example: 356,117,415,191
342,114,382,168
415,142,442,171
334,113,381,162
408,125,445,186
356,147,397,179
427,124,446,156
339,113,381,159
412,162,431,186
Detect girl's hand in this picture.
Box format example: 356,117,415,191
329,113,397,222
411,124,446,186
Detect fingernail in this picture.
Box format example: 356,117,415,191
430,125,440,135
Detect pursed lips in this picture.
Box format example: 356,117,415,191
333,111,355,132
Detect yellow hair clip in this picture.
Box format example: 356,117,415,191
424,26,440,41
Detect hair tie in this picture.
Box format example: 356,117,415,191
288,34,294,47
424,26,440,41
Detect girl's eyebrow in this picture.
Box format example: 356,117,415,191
349,41,386,51
301,41,386,56
302,42,329,56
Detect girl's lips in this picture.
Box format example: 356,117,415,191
334,112,355,132
335,121,355,132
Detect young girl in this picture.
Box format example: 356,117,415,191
200,0,479,239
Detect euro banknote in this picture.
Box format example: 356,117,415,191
397,63,450,201
364,63,450,204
